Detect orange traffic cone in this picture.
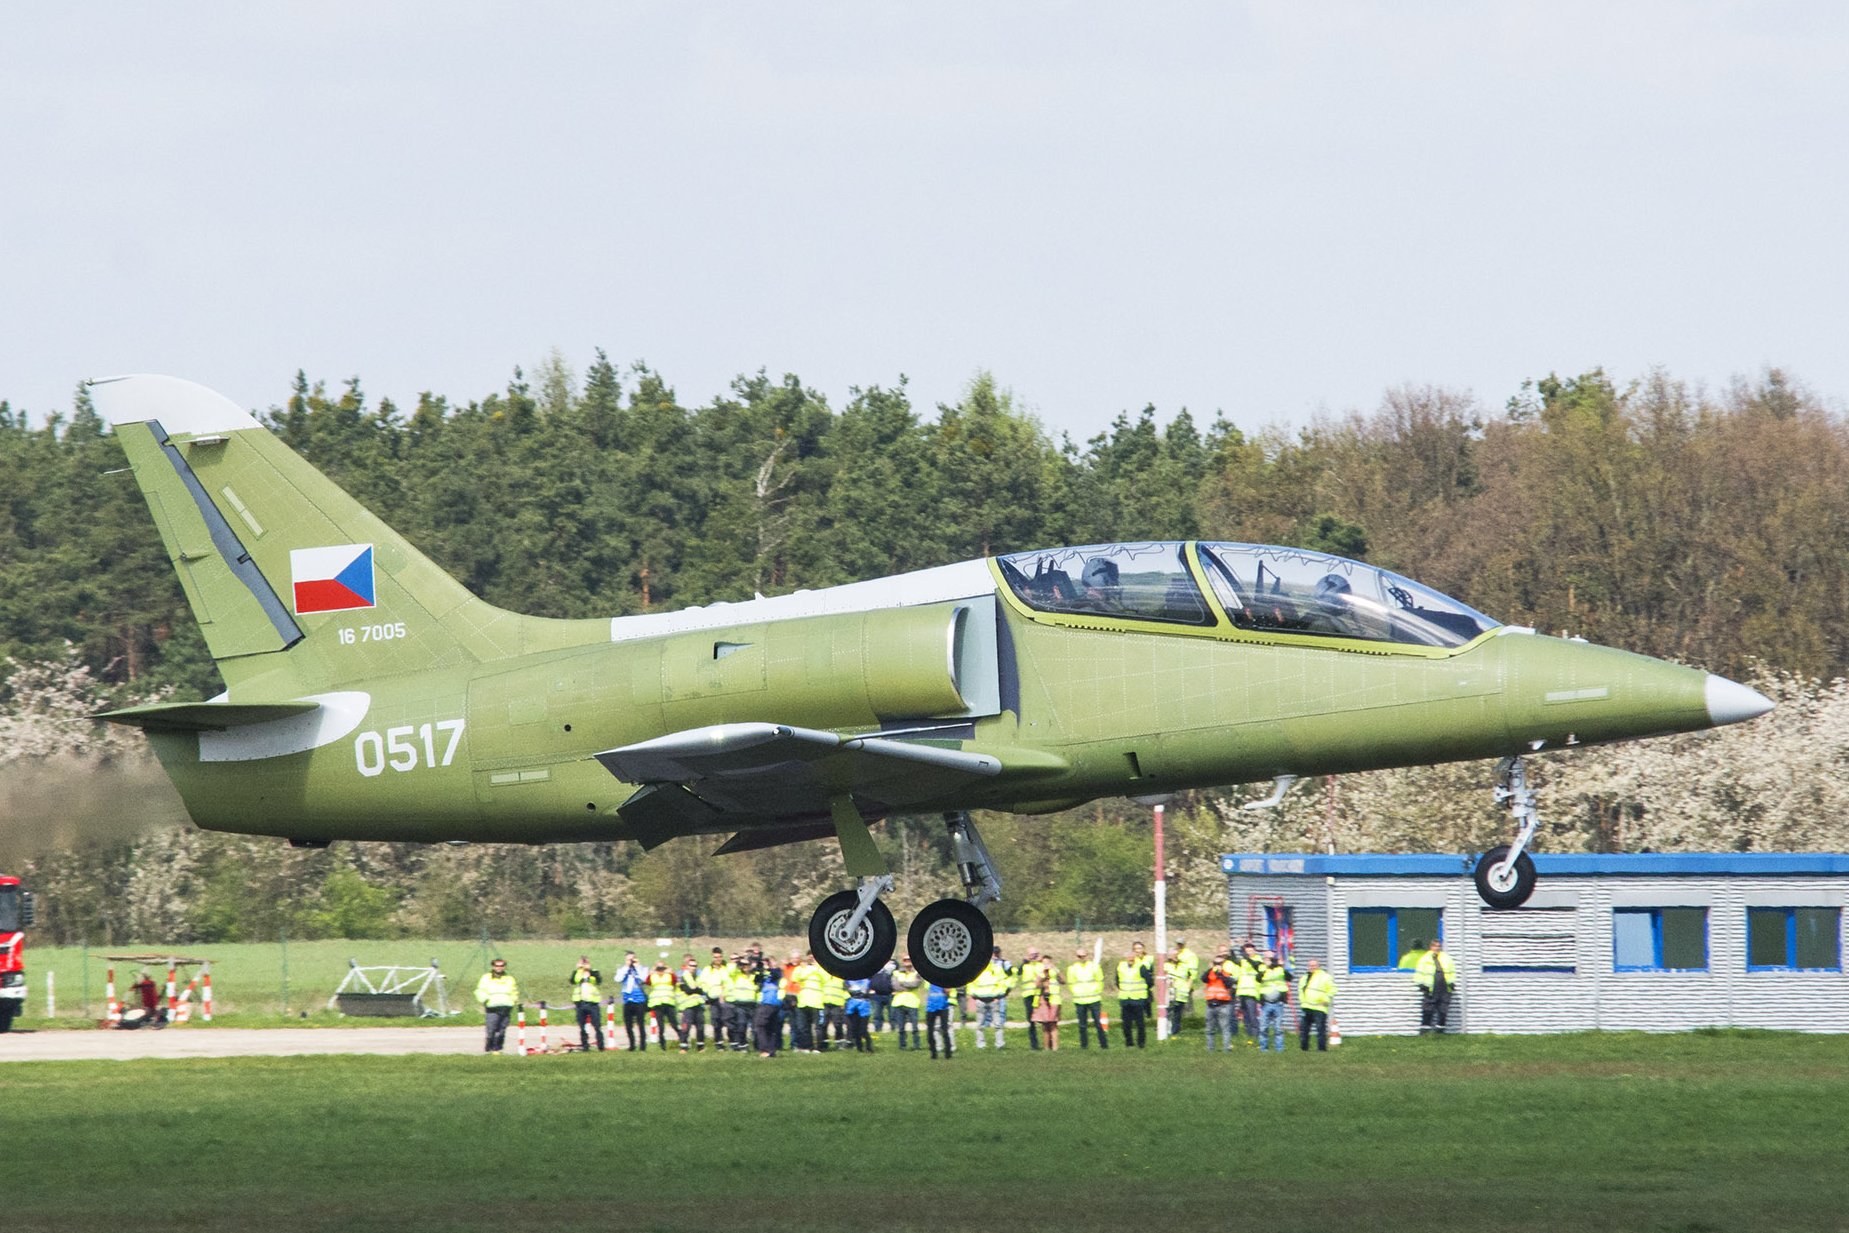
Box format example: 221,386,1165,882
1329,1017,1343,1046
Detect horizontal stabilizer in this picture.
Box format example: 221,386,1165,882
97,699,322,732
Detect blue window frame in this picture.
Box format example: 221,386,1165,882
1612,907,1708,971
1348,907,1442,971
1747,907,1842,971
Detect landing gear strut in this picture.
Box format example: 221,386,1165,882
907,812,1000,989
1475,756,1539,909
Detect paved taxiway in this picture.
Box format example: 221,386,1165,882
0,1026,492,1062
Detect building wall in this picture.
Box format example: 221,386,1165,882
1467,875,1849,1034
1224,864,1849,1035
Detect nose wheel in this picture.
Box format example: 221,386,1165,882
1474,844,1537,908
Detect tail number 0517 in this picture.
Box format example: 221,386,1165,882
354,719,465,778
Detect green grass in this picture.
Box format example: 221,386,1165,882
2,1032,1845,1232
24,937,601,1026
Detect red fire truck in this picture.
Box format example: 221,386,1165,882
0,876,34,1033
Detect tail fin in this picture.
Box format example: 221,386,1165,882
90,375,586,694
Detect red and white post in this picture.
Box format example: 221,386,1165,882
537,1002,549,1052
604,1000,616,1050
1153,802,1169,1041
516,1009,527,1055
105,967,120,1024
201,964,213,1022
165,964,178,1023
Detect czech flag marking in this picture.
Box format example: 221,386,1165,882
290,544,376,614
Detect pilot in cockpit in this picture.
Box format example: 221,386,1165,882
1080,558,1125,614
1302,573,1362,637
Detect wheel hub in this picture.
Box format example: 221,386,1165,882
1487,861,1519,894
918,917,973,969
824,911,876,962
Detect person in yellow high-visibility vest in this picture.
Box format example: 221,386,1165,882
474,957,520,1054
1016,948,1046,1050
566,955,604,1052
795,954,827,1052
1170,938,1201,1035
1255,949,1293,1053
890,955,924,1050
821,968,849,1052
1297,958,1337,1051
1234,941,1263,1044
1415,939,1458,1034
725,955,759,1051
698,947,731,1049
970,947,1012,1049
1163,949,1196,1037
1066,947,1109,1050
1115,941,1153,1048
645,960,682,1052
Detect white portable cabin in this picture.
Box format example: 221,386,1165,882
1220,853,1849,1035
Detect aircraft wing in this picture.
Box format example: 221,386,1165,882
593,722,1018,850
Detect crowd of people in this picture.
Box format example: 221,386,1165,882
467,932,1456,1056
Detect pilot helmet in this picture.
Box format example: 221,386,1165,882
1313,573,1352,612
1082,558,1120,593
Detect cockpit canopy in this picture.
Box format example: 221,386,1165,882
997,541,1499,650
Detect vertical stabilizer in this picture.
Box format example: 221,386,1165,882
89,375,597,694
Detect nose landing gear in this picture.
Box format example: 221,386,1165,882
1475,756,1540,909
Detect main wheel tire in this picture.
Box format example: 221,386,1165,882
907,898,993,989
0,1001,15,1033
809,890,898,980
1474,845,1537,909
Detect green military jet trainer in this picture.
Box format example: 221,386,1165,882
88,375,1773,987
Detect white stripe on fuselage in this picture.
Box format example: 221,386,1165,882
608,559,997,641
198,692,372,762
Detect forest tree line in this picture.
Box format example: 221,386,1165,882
3,357,1846,945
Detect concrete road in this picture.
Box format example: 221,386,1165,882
0,1025,522,1062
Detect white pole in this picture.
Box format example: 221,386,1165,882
1153,802,1169,1041
45,970,54,1019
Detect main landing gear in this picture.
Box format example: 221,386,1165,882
808,878,898,981
1474,756,1540,909
806,808,1000,990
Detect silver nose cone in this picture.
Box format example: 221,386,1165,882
1704,675,1774,727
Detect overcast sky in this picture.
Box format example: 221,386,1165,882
4,3,1844,441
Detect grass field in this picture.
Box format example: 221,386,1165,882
2,1031,1845,1232
18,929,1172,1026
